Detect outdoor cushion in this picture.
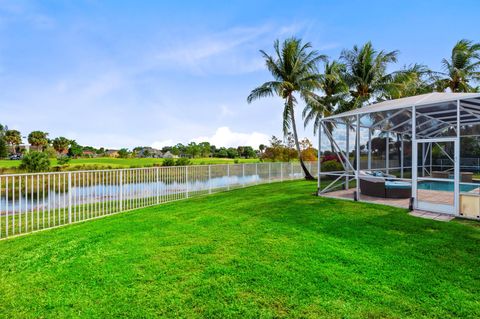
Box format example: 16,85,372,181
385,181,411,189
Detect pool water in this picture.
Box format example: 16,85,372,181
418,181,479,192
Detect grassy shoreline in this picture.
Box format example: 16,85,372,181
0,157,261,174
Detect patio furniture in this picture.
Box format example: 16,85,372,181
385,181,411,198
432,171,449,179
360,176,386,197
461,172,473,183
432,171,473,183
359,171,412,199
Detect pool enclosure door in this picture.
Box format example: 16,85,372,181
413,138,458,215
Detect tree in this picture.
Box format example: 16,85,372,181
434,39,480,92
380,64,433,100
237,146,256,158
52,137,71,154
340,41,399,109
259,144,266,154
28,131,49,151
118,148,130,158
300,138,317,161
186,142,200,158
0,124,7,158
68,140,83,158
4,130,22,153
0,136,7,158
303,60,348,151
261,135,296,162
215,147,229,158
198,142,211,157
19,151,50,172
248,38,326,180
226,147,239,159
171,143,186,156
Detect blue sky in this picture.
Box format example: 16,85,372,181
0,0,479,149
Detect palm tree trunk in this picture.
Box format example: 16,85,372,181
290,107,315,180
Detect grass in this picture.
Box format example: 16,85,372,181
0,181,479,318
0,157,260,171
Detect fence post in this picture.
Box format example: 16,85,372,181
185,166,189,198
291,162,294,180
119,170,123,211
281,163,283,182
208,165,212,194
255,163,258,184
269,162,271,183
242,164,245,187
227,164,230,190
68,172,72,224
156,167,160,204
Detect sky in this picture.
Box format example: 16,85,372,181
0,0,479,150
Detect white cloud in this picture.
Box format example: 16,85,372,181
153,23,304,75
191,127,269,148
151,139,175,149
219,104,235,118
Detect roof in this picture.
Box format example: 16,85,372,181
323,92,480,120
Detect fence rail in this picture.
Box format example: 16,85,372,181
0,161,317,239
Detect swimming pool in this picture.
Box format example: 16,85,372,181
418,181,479,192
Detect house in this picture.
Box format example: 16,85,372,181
106,149,119,158
136,147,163,158
82,150,96,157
162,151,178,159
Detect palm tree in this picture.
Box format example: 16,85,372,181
247,37,326,180
380,64,433,100
434,39,480,92
338,42,399,169
340,41,399,110
28,131,49,151
303,60,348,152
4,129,22,154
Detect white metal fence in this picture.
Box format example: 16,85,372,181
0,162,317,239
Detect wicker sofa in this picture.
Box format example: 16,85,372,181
431,171,473,183
359,171,412,199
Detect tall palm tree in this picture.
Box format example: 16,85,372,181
338,42,399,168
380,64,433,100
340,41,399,110
247,37,326,180
434,39,480,92
302,60,348,151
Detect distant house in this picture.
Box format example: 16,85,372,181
106,149,119,158
82,150,96,157
136,147,163,158
162,151,178,159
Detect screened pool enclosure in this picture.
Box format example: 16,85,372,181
317,92,480,219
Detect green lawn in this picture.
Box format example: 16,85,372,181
0,181,479,318
0,157,260,170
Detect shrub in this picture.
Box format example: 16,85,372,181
44,146,58,159
233,159,239,164
57,156,71,165
175,158,191,166
321,160,343,172
162,158,175,166
321,154,340,163
19,151,51,172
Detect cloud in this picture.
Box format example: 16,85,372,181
153,23,304,75
151,139,175,149
190,127,269,148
